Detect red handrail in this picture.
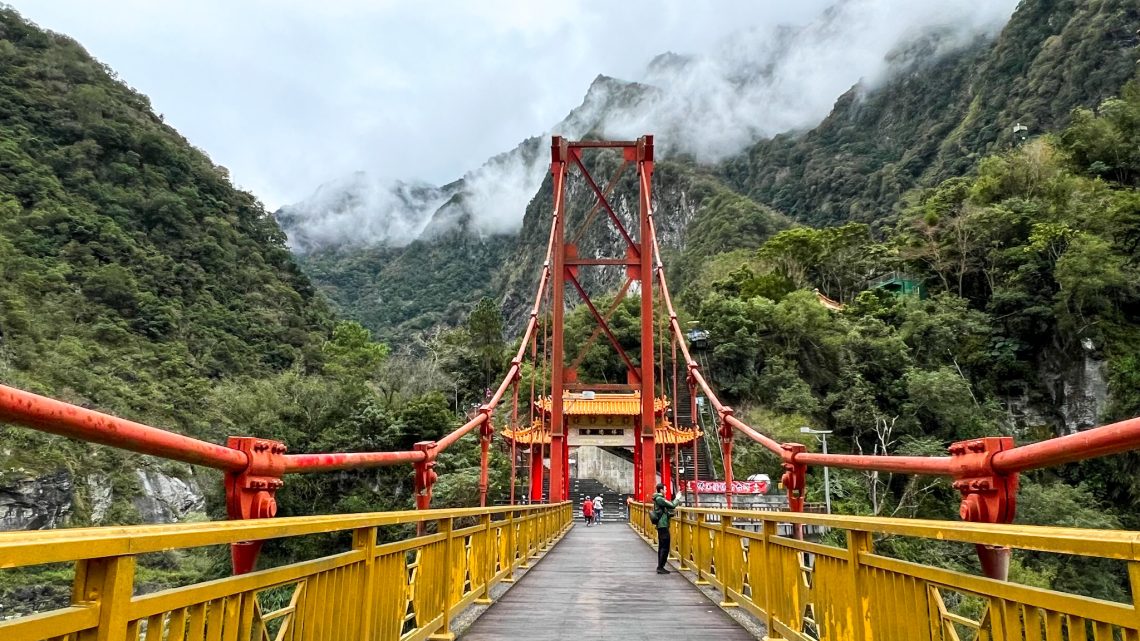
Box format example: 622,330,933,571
0,384,249,471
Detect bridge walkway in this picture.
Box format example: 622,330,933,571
461,522,754,640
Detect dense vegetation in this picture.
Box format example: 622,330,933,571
688,78,1140,601
0,8,509,608
298,227,516,345
0,7,331,497
723,0,1139,227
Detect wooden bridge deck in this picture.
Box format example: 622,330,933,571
460,522,755,640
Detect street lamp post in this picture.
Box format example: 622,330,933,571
800,427,833,514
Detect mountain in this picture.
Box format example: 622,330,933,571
0,7,333,528
0,7,498,610
724,0,1140,227
288,75,659,343
283,0,1136,348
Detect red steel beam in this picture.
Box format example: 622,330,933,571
568,140,639,148
548,136,569,502
571,159,629,247
571,153,638,254
568,276,633,375
796,452,955,475
991,415,1140,474
0,384,249,471
567,272,641,382
637,136,657,500
283,450,427,473
564,258,638,266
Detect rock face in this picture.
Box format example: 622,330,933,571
0,470,73,530
0,465,206,531
1044,338,1109,435
132,467,206,524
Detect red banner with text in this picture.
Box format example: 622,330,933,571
683,480,770,494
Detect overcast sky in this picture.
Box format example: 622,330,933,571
12,1,843,209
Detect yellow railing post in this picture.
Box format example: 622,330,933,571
353,526,378,641
719,514,738,607
695,512,710,586
530,509,541,559
1128,561,1140,636
539,508,548,550
477,513,494,605
74,555,136,641
503,508,517,582
761,519,778,635
669,510,681,561
847,529,874,641
679,509,689,571
519,511,532,569
430,516,456,641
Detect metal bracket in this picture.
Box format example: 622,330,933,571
780,443,807,513
949,436,1018,580
478,406,495,438
224,436,286,574
414,441,439,512
949,437,1018,524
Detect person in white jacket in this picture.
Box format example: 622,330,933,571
592,496,604,524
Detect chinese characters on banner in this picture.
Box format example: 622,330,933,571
683,480,770,494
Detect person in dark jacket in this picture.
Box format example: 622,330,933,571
651,483,680,574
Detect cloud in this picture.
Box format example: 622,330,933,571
13,0,1018,250
323,0,1018,249
598,0,1018,162
13,1,834,209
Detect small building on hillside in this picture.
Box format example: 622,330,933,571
867,271,926,299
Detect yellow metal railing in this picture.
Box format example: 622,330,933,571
630,501,1140,641
0,502,572,641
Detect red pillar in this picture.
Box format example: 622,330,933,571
548,137,568,503
661,442,673,500
691,381,700,506
633,430,642,499
530,444,544,502
950,437,1018,580
478,423,492,507
637,136,657,502
721,430,734,509
563,439,571,500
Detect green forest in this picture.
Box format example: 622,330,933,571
669,77,1140,601
0,7,515,605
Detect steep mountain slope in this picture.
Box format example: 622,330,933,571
287,0,1137,349
291,76,661,342
725,0,1140,227
0,8,331,527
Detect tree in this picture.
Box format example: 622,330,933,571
322,321,389,381
466,297,506,390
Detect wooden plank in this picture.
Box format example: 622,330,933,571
461,524,754,640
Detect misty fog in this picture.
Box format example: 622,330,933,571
280,0,1018,252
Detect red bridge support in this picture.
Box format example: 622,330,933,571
548,136,658,502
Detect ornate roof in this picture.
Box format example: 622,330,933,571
533,392,669,416
500,418,700,445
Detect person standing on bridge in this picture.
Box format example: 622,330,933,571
593,495,604,524
651,483,680,574
582,495,595,526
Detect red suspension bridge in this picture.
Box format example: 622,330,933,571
4,137,1140,641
